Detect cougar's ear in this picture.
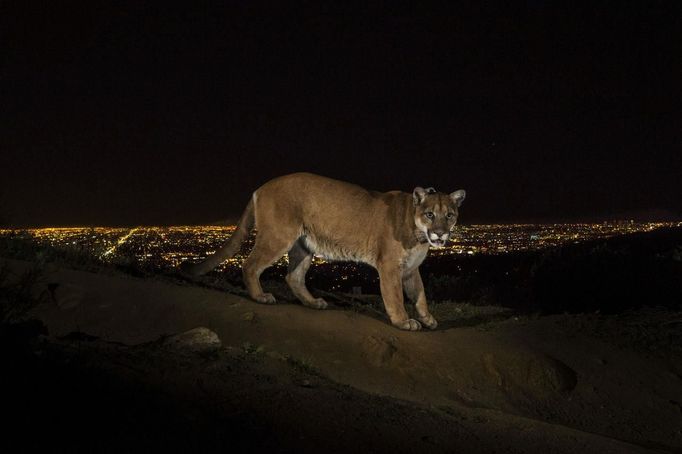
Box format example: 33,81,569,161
413,187,427,205
450,189,466,207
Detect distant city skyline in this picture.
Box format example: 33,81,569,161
4,221,679,293
5,221,678,263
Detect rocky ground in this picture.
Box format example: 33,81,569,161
2,258,681,453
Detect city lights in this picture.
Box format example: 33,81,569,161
1,222,679,272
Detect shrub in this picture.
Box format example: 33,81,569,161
0,260,47,324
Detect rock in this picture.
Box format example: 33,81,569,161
526,356,578,393
49,283,87,309
241,311,257,322
362,336,397,367
298,379,316,388
161,327,222,353
482,351,577,399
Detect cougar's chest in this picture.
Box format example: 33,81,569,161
401,244,429,273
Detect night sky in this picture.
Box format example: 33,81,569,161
2,2,681,227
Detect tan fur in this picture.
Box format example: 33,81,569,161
184,173,465,331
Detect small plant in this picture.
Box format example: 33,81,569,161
241,341,265,359
0,260,47,324
0,233,104,272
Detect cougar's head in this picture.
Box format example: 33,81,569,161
413,186,466,247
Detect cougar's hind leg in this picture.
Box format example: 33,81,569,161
242,228,297,305
286,239,327,309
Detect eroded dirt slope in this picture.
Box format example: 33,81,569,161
12,259,682,452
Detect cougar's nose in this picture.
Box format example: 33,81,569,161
431,229,448,241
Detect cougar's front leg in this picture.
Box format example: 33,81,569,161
403,269,437,330
377,262,422,331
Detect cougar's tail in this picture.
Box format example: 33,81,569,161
182,199,255,276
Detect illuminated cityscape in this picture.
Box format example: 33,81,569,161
1,222,679,270
0,220,680,296
432,221,682,256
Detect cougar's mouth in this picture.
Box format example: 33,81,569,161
427,237,447,248
426,231,449,248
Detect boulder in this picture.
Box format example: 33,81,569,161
482,351,577,399
161,327,222,353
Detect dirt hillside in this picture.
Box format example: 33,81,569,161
10,259,682,453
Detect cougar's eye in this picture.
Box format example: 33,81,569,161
425,212,434,219
446,213,454,219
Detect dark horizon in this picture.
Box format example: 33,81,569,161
1,190,681,229
4,216,682,230
2,2,681,227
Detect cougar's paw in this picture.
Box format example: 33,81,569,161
394,318,422,331
304,297,328,310
254,293,276,304
418,314,438,330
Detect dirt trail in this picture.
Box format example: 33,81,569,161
26,262,682,452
